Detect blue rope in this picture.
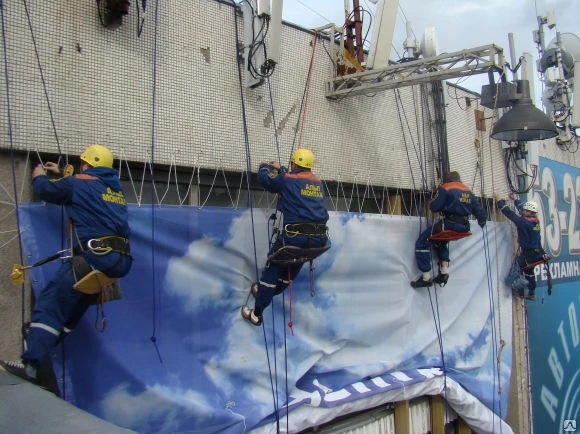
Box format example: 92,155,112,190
427,287,448,410
266,74,289,432
148,0,162,364
394,88,429,195
397,85,449,417
233,5,260,284
264,77,283,246
478,146,502,428
233,4,279,430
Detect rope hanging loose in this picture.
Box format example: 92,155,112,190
309,260,315,297
147,0,163,365
287,265,294,336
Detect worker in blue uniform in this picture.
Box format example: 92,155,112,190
0,144,132,383
493,192,543,301
411,171,487,288
241,149,329,326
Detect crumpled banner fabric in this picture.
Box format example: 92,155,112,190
18,203,513,433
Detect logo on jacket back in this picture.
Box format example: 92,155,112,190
301,183,323,198
459,192,472,204
102,187,127,205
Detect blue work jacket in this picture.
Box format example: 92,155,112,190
430,179,487,227
497,199,541,250
258,164,329,225
32,166,130,243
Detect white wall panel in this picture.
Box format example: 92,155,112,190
0,0,577,194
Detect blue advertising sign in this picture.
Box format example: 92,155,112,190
527,157,580,433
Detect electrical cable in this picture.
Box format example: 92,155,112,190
136,0,146,36
504,146,537,194
22,0,63,160
344,6,373,51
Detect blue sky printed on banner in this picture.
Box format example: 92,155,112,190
17,203,513,433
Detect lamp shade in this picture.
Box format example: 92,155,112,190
491,103,559,141
491,80,558,141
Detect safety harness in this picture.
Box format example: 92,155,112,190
71,225,132,331
520,249,553,295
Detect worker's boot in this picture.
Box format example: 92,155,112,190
241,305,263,326
433,273,449,286
411,275,432,288
0,359,38,384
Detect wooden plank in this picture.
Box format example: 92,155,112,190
458,417,472,434
385,194,402,215
429,396,445,434
394,400,410,434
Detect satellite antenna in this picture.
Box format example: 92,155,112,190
404,24,439,59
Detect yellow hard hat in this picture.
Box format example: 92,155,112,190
291,148,315,169
80,144,113,168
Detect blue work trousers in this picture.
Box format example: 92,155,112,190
23,251,132,369
254,233,327,316
518,250,543,296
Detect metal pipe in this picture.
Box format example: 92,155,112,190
508,33,518,81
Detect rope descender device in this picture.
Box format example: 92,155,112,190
10,249,71,285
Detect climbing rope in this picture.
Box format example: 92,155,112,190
397,81,492,421
4,0,74,396
146,0,163,364
233,4,281,431
295,30,317,151
484,126,507,424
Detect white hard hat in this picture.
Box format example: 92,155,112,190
522,201,539,213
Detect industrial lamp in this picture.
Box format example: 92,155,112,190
481,79,558,141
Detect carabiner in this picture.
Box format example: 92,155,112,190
87,239,112,255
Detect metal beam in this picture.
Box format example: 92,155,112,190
326,44,505,99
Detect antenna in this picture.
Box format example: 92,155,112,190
366,0,399,69
241,0,283,89
420,27,438,58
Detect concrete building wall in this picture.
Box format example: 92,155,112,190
0,152,33,361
